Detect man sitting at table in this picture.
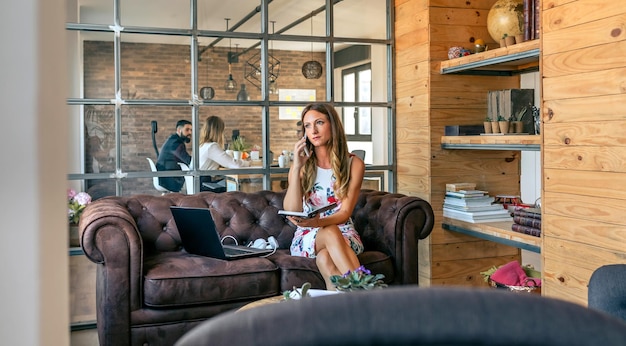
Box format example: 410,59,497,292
156,119,192,192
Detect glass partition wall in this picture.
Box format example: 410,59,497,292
67,0,394,199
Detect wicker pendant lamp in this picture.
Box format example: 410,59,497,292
301,13,322,79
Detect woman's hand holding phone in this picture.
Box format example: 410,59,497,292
302,136,310,157
292,135,311,167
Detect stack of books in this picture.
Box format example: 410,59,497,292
511,208,541,237
443,186,512,223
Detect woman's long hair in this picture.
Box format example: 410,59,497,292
200,116,225,148
300,103,351,200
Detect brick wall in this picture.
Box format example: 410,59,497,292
83,41,325,196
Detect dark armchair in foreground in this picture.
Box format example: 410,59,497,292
176,286,626,346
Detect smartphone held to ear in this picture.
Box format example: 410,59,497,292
302,136,310,157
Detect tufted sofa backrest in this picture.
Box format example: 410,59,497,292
84,189,433,257
92,191,291,254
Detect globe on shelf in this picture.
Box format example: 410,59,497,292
487,0,524,43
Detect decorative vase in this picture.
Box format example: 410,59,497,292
514,121,524,133
491,121,500,133
499,121,510,134
69,224,80,247
484,121,493,134
233,150,242,160
505,35,516,46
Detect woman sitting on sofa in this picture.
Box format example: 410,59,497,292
197,115,250,192
283,103,366,290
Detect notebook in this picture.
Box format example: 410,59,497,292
170,206,273,260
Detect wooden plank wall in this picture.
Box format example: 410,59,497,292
396,0,526,287
395,0,433,283
541,0,626,305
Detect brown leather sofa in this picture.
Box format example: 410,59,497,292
79,189,434,346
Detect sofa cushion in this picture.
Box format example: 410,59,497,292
143,252,280,308
268,250,395,291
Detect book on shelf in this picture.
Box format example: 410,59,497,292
534,0,541,40
444,196,495,207
511,223,541,237
443,203,504,212
445,182,476,192
513,207,541,219
513,216,542,229
443,208,512,223
523,0,533,41
445,190,489,198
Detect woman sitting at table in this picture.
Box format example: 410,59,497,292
198,115,250,191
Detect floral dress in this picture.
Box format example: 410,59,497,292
289,165,364,258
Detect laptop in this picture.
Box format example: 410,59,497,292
170,206,273,260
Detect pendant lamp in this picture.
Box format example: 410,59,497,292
301,14,322,79
223,18,238,93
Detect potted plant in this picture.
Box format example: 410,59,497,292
68,189,92,247
511,106,528,133
230,136,248,160
484,115,493,134
283,266,387,300
497,115,509,134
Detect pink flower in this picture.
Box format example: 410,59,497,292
74,192,92,206
68,189,92,224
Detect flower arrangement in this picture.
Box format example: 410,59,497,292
330,265,387,292
282,266,387,300
68,189,92,225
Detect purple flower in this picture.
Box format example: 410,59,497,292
67,189,77,200
74,192,92,206
342,265,372,278
356,265,371,275
67,189,92,224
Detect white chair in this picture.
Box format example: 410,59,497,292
178,162,194,194
351,149,366,161
146,157,173,194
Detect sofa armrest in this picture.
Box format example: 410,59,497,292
353,190,434,285
79,198,143,344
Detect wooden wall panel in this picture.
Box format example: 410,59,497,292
544,146,626,172
397,143,430,175
397,116,430,142
543,191,626,225
544,214,626,253
542,13,626,56
543,121,626,146
543,0,577,10
543,94,626,123
542,0,624,33
396,175,430,199
430,0,494,8
70,255,97,324
432,239,519,261
542,237,626,305
543,40,626,77
543,67,626,101
430,254,519,285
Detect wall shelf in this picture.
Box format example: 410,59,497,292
440,40,540,76
442,217,541,253
441,135,540,151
